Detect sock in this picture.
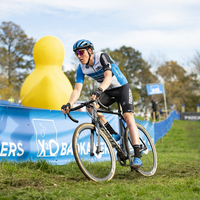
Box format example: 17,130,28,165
133,145,140,158
104,122,117,135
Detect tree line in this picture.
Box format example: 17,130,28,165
0,21,35,101
0,21,200,112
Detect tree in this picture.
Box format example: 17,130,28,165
0,73,19,100
134,59,158,110
156,61,200,111
0,21,35,100
156,61,186,82
191,51,200,75
64,69,76,88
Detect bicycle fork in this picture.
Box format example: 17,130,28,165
90,106,103,156
89,123,103,156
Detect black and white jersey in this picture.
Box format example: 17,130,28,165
75,52,128,90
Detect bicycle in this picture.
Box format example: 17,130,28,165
66,99,157,182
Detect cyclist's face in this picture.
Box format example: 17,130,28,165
75,49,89,64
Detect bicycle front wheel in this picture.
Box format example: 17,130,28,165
72,123,116,182
125,123,157,176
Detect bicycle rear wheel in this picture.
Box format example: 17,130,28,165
125,123,157,176
72,123,116,182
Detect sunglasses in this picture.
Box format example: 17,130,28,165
75,50,85,56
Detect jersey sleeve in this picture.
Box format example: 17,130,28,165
75,64,85,83
99,52,113,72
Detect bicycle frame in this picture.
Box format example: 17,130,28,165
68,100,129,162
91,102,148,161
93,102,129,162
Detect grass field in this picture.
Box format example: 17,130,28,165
0,120,200,200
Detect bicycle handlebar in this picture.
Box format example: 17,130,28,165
66,99,95,123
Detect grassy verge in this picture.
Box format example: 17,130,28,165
0,120,200,200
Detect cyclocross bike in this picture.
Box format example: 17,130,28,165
66,99,157,182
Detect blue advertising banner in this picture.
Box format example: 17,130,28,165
0,104,155,164
0,105,120,164
146,84,164,95
154,110,180,143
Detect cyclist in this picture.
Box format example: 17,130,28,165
61,39,142,169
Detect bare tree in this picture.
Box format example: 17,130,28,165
191,51,200,75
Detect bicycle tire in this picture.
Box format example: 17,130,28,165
72,123,116,182
125,123,157,176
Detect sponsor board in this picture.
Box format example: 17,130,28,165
0,105,156,164
146,84,164,95
180,112,200,121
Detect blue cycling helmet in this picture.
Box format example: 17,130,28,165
73,39,94,52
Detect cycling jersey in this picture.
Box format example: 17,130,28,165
75,52,128,90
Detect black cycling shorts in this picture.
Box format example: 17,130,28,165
99,83,134,113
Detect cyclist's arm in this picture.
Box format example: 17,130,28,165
68,83,83,106
62,83,83,114
68,64,84,106
99,70,112,92
91,70,112,101
98,52,113,92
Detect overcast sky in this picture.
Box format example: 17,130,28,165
1,0,200,71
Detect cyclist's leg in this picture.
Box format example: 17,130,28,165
98,92,120,140
86,103,104,121
119,84,142,169
123,113,140,145
98,92,115,123
86,101,107,124
125,123,157,176
123,112,142,168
